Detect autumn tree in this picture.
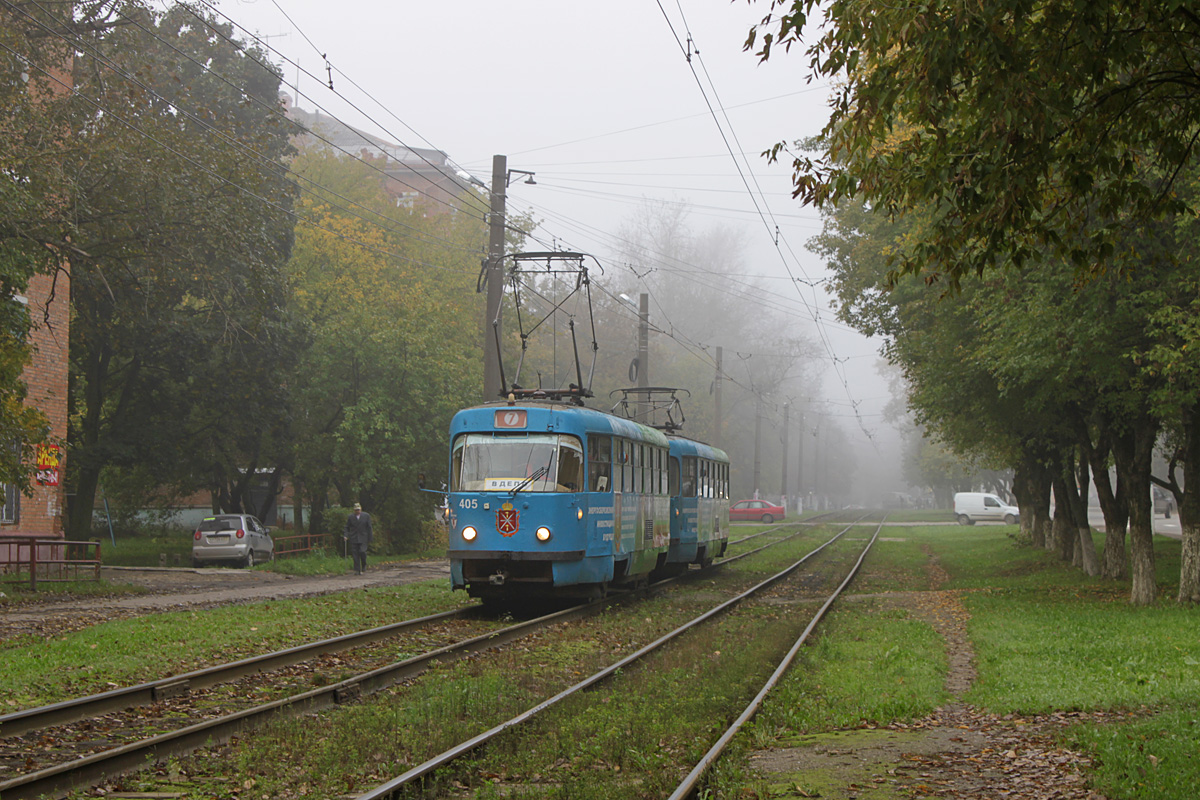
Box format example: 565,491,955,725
286,148,490,548
748,0,1200,284
59,2,297,536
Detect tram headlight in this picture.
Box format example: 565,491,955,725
535,526,552,542
577,508,584,520
461,526,478,542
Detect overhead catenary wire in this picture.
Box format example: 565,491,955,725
652,1,875,442
189,0,492,220
0,37,480,279
10,0,489,262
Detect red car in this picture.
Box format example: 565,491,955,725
729,499,785,523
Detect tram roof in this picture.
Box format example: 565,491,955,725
667,435,729,463
452,400,670,446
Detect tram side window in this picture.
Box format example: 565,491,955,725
656,448,665,495
558,443,584,491
625,439,634,493
682,457,697,498
668,455,680,496
636,444,644,494
588,435,611,492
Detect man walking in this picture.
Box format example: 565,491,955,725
343,502,373,575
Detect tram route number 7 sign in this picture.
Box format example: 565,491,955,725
495,409,527,429
35,444,62,486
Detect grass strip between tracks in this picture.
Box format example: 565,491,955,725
1,582,474,710
91,528,853,799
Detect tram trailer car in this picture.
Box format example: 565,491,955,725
663,435,730,574
448,400,698,604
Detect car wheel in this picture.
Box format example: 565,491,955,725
956,514,972,526
1004,514,1017,525
244,550,255,569
761,513,774,524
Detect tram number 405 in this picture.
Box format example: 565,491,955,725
459,498,479,509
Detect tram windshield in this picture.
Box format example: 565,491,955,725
452,433,585,493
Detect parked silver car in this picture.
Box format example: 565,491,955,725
192,514,274,568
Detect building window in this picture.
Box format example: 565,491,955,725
0,482,18,524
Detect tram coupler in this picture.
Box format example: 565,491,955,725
488,570,509,586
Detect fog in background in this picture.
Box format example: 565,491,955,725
222,0,914,504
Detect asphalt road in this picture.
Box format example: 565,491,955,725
1087,506,1180,539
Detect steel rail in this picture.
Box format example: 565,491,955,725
354,517,865,800
667,517,884,800
0,598,616,800
1,514,856,799
0,606,476,738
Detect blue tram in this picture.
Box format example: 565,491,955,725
663,436,730,573
446,399,723,603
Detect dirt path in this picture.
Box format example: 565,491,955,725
748,547,1109,799
0,560,451,643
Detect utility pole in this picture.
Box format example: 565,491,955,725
637,293,649,422
797,409,805,508
483,154,507,401
781,402,789,506
713,346,723,450
753,396,762,498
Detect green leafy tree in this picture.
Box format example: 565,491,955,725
287,148,487,549
748,0,1200,284
61,2,297,536
0,1,109,486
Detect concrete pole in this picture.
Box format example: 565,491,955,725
637,293,649,422
753,395,762,498
781,402,789,507
714,346,723,449
483,155,507,401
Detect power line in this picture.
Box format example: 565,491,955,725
653,1,874,441
187,0,491,219
14,0,486,260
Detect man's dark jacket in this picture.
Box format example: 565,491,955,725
344,512,373,546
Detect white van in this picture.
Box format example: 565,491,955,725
953,492,1019,525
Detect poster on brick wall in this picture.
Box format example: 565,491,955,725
35,444,61,486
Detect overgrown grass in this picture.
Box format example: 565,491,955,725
710,523,1200,800
0,581,473,709
1069,703,1200,800
99,528,192,567
753,601,948,737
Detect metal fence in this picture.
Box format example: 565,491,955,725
0,537,102,589
272,532,331,559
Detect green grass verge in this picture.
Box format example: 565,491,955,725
707,523,1200,800
0,581,473,710
1068,703,1200,800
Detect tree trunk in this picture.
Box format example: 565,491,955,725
1114,419,1157,605
1050,473,1074,560
66,344,111,539
1179,403,1200,603
292,476,304,534
1073,456,1101,576
1101,429,1132,579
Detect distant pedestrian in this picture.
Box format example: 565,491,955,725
343,503,373,575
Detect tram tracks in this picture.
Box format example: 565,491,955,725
1,512,853,799
351,514,880,799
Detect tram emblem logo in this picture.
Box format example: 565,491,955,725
497,502,519,536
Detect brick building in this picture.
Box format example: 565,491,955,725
0,54,71,547
285,97,475,212
0,271,70,542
